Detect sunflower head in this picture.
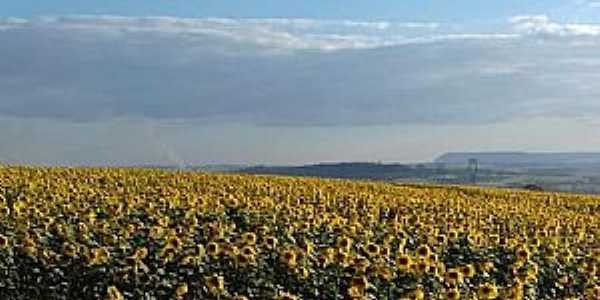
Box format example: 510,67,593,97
445,268,464,286
350,275,369,291
337,236,353,252
206,242,220,256
396,254,412,271
263,236,278,249
106,286,124,300
275,292,299,300
365,242,380,258
134,247,149,260
62,242,78,258
460,264,476,278
175,283,188,298
204,274,225,296
0,234,10,250
478,283,499,299
416,245,431,258
281,249,297,268
166,236,182,250
241,232,257,245
436,234,448,245
409,286,426,300
445,288,461,300
515,246,530,262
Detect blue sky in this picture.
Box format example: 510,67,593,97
1,1,600,165
2,0,597,22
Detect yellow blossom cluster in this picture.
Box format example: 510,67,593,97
0,166,598,299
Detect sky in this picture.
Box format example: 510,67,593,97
1,1,600,166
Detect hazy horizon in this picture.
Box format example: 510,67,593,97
2,1,600,166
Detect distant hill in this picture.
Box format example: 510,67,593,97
435,152,600,167
240,162,420,180
130,164,248,172
191,164,249,172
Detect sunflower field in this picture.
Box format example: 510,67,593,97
0,166,599,299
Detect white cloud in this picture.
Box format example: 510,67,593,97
0,17,29,30
1,15,600,128
0,15,475,51
510,14,600,36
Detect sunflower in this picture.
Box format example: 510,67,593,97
350,275,370,292
527,263,539,277
240,245,256,257
480,261,495,273
337,236,353,253
0,206,10,218
300,240,314,254
241,232,257,245
149,225,165,239
62,242,78,258
428,253,439,264
396,254,412,272
445,288,461,300
281,249,297,268
409,286,426,300
528,237,541,249
0,234,10,250
377,265,395,281
295,266,310,279
583,262,597,276
486,232,500,243
448,229,459,241
274,291,299,300
415,259,429,275
504,283,524,300
166,235,182,250
445,268,464,286
175,283,188,299
222,244,239,258
204,274,226,296
585,286,600,299
459,264,476,278
477,283,499,299
347,286,363,298
436,234,448,245
180,255,198,266
133,247,149,260
427,263,440,277
22,237,36,248
515,246,530,262
160,246,177,263
106,286,125,300
89,247,111,266
416,245,431,258
364,242,380,258
335,250,350,267
263,236,278,249
350,256,368,274
317,254,332,267
206,241,220,257
380,246,391,258
235,252,256,267
559,248,573,264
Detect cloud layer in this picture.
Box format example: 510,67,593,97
511,15,600,36
1,15,600,127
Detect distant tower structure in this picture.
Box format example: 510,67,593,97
468,158,479,184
